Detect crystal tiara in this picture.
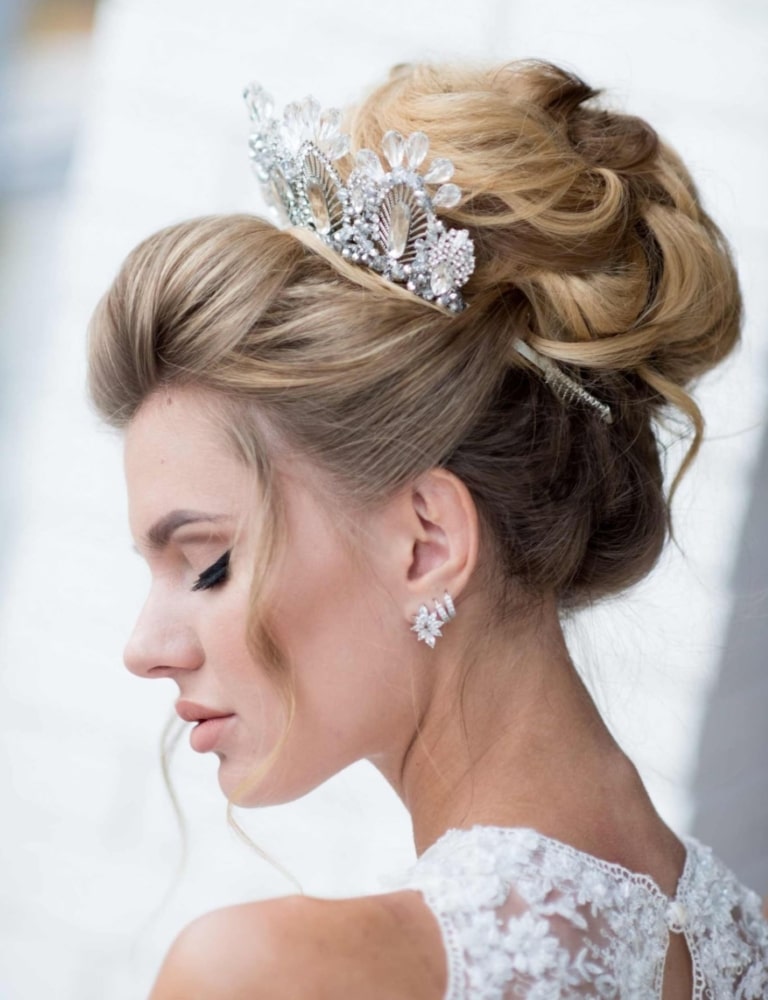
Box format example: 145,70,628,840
243,83,613,424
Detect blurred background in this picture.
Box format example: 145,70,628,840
0,1,766,997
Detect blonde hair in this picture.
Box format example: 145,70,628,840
88,59,741,818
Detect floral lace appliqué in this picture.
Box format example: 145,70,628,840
386,825,768,1000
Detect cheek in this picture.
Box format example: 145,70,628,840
268,528,406,743
272,541,370,664
203,577,267,704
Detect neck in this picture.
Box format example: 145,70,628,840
369,596,652,859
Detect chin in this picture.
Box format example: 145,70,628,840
217,758,324,808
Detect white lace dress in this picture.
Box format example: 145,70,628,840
381,825,768,999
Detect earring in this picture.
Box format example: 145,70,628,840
411,592,456,648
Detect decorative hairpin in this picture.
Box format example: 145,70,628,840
243,84,613,423
513,340,613,424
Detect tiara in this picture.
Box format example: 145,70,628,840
243,83,613,424
244,83,473,312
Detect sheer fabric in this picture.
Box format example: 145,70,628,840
382,825,768,999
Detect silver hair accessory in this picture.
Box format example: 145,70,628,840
513,339,614,425
244,83,473,312
411,592,456,649
244,84,613,423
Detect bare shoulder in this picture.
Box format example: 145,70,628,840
148,889,446,1000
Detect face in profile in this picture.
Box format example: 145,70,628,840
123,388,423,806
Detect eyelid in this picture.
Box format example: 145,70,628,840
191,550,231,591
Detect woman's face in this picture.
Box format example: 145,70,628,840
124,388,421,805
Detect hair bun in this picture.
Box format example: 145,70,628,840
351,60,741,388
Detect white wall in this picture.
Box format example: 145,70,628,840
1,1,766,997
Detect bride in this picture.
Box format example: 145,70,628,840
88,60,768,998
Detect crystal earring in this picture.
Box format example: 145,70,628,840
411,592,456,648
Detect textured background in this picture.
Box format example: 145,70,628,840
1,1,766,997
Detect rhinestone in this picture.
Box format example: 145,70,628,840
406,131,429,169
252,160,269,182
351,187,365,213
270,167,294,207
306,179,332,234
382,130,405,168
387,200,411,258
433,183,461,209
430,261,453,296
424,158,454,184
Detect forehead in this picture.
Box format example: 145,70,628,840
124,388,255,527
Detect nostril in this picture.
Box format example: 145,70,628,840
123,623,204,678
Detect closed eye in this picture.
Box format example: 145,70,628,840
191,550,231,591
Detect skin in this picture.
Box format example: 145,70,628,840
126,386,694,1000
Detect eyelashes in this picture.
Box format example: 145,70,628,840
191,550,231,592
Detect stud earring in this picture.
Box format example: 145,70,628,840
411,592,456,648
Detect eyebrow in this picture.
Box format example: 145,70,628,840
136,510,232,553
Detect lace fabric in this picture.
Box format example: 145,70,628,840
381,825,768,999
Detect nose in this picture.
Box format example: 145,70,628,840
123,591,204,679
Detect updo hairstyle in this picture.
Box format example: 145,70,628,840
89,60,741,619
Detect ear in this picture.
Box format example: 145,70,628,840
403,467,479,607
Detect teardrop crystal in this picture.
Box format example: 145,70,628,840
325,133,351,160
243,83,273,123
432,183,461,209
430,262,453,296
424,158,455,185
406,131,429,169
283,101,304,149
300,96,321,132
317,107,342,141
301,149,344,235
382,130,406,168
387,201,411,259
356,149,385,180
306,179,332,234
377,184,428,263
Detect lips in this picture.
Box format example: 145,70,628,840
176,700,235,753
175,699,233,724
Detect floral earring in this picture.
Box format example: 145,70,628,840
411,592,456,648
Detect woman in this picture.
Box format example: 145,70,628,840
88,61,768,998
